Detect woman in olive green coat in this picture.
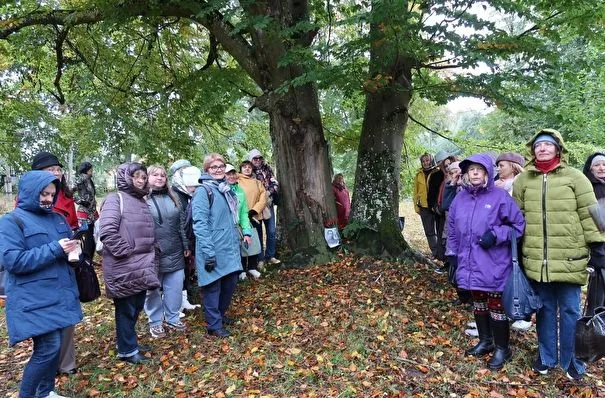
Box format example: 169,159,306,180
512,129,605,381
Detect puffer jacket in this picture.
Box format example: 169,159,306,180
192,174,243,286
147,190,187,273
446,154,525,292
100,163,160,298
512,129,605,284
237,173,267,221
0,171,82,346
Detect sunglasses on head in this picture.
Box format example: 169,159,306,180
252,156,263,160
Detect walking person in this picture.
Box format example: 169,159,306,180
144,165,189,338
446,154,525,370
99,162,160,364
248,149,280,268
192,154,245,337
0,170,82,398
73,161,98,261
512,130,605,380
31,151,80,375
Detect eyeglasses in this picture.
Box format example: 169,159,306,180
45,167,63,173
208,164,226,171
252,156,263,161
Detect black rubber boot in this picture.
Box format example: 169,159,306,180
465,312,494,356
487,318,512,370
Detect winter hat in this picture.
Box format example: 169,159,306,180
225,164,236,173
181,166,202,187
31,151,63,170
532,134,560,149
77,161,93,174
169,159,191,176
495,152,525,168
248,149,262,161
447,161,461,172
434,150,449,164
591,155,605,168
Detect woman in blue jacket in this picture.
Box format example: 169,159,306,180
0,171,82,398
192,153,244,338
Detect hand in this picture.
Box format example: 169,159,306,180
244,236,252,246
59,238,80,255
479,231,496,249
248,209,257,217
184,250,192,258
249,215,260,226
446,255,457,269
204,257,217,272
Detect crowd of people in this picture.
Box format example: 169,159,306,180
415,129,605,378
1,129,604,396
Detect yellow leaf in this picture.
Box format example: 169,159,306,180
226,384,237,394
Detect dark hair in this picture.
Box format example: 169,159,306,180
239,160,253,171
60,175,74,198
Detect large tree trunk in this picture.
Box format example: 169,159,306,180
349,3,418,259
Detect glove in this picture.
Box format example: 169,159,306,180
248,209,258,217
204,257,217,272
479,231,496,249
446,255,457,269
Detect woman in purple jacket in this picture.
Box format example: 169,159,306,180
99,163,160,364
446,153,525,370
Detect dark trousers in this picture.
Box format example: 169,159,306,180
82,221,96,261
242,254,259,272
19,328,64,398
203,272,239,331
114,291,146,357
419,207,439,257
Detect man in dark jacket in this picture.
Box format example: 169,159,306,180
73,161,97,260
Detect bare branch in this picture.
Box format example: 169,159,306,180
50,26,69,104
408,113,456,143
517,11,562,38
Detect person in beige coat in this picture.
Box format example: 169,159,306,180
238,160,267,276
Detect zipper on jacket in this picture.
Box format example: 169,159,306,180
467,195,477,288
541,173,549,282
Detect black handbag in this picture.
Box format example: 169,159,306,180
502,230,542,320
75,254,101,303
575,306,605,363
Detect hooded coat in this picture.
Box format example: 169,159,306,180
583,151,605,201
192,174,243,286
446,154,525,292
0,171,83,346
99,163,160,298
512,130,605,285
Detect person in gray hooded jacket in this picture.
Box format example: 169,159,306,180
144,165,189,338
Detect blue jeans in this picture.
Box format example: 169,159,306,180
255,206,276,260
203,272,239,330
145,269,185,326
534,282,585,374
114,291,146,358
19,328,63,398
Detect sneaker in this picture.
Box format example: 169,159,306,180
464,328,479,337
165,320,187,332
239,272,248,281
466,321,477,328
149,324,166,338
511,320,532,331
45,392,70,398
434,266,448,274
181,291,201,310
257,261,266,272
179,311,185,318
267,257,281,265
532,357,550,375
566,365,584,381
248,269,261,279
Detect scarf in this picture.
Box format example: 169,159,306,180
218,181,239,225
534,157,560,174
495,178,514,195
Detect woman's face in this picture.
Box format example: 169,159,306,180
497,161,514,179
148,169,167,189
39,182,56,209
448,167,461,181
467,164,487,187
241,163,253,176
132,170,148,190
534,141,558,162
591,159,605,179
42,165,63,180
226,170,238,185
207,160,226,180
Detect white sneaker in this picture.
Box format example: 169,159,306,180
179,311,185,318
248,269,261,279
466,321,477,328
464,328,479,337
512,320,532,331
46,391,71,397
267,257,281,265
239,272,248,281
181,290,200,310
257,261,265,272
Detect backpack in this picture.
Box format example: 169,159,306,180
95,192,123,253
184,184,213,247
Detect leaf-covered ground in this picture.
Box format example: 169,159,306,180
1,205,603,397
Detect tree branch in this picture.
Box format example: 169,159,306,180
50,26,69,104
517,11,562,38
408,113,456,143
